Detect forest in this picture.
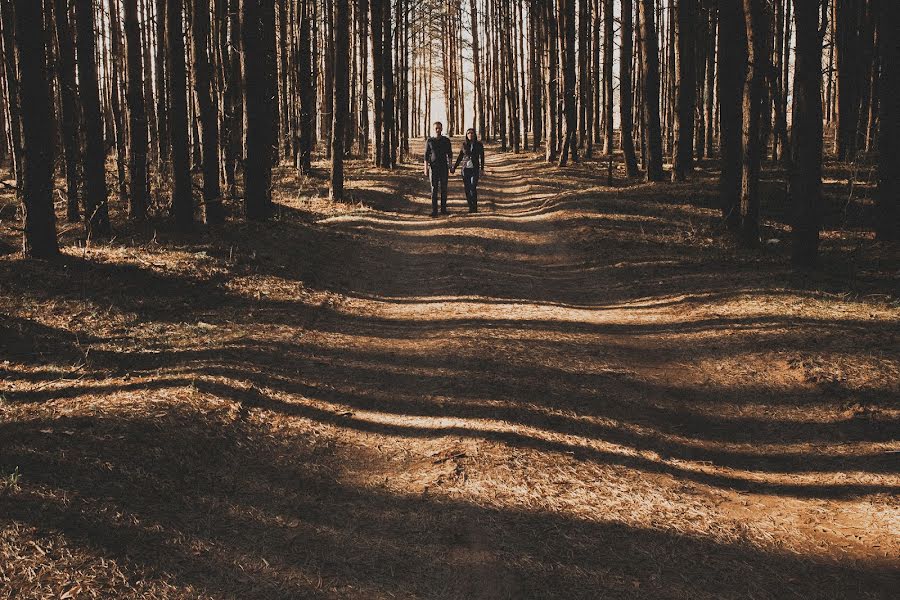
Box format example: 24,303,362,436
0,0,898,598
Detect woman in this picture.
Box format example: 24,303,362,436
451,128,486,213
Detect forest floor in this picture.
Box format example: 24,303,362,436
1,144,899,599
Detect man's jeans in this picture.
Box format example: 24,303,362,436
430,165,449,213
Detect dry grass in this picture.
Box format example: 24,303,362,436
1,146,898,599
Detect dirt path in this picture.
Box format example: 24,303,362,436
1,146,898,599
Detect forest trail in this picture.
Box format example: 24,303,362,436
1,145,899,599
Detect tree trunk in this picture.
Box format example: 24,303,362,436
718,0,746,227
76,0,111,237
789,0,824,267
14,0,58,257
876,0,899,240
52,0,81,222
602,0,613,155
638,0,664,180
297,0,313,173
1,0,23,197
558,0,577,166
740,0,765,245
124,0,149,220
167,0,193,229
330,0,349,199
243,0,276,219
370,0,383,165
193,0,223,223
620,0,639,176
672,0,698,180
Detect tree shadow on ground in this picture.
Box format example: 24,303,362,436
1,411,896,599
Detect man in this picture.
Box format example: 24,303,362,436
423,121,453,217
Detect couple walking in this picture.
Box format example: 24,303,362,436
423,121,486,217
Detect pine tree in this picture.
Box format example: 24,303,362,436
14,0,58,257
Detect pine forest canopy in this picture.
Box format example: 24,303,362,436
0,0,896,266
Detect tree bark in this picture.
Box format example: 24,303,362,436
243,0,276,219
14,0,58,257
124,0,149,220
789,0,824,267
167,0,193,229
740,0,765,245
718,0,746,227
193,0,223,223
558,0,578,166
876,0,899,240
52,0,81,222
76,0,111,237
638,0,664,180
620,0,639,176
672,0,698,180
330,0,349,199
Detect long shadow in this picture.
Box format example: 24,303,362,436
1,412,896,599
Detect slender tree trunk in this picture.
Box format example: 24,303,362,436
672,0,698,180
719,0,746,227
156,0,169,176
877,0,899,240
108,0,127,208
330,0,349,199
52,0,81,222
167,0,193,229
193,0,223,223
14,0,58,257
243,0,276,219
297,0,313,173
558,0,577,165
789,0,824,267
124,0,149,219
370,0,383,165
381,0,396,168
620,0,639,176
638,0,664,180
76,0,111,237
740,0,765,245
358,0,369,155
224,0,243,196
1,0,23,195
602,0,613,155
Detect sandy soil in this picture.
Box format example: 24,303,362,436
1,145,898,599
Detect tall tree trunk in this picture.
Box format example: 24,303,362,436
381,0,396,168
718,0,746,227
620,0,639,176
471,0,485,140
1,0,23,196
672,0,698,180
370,0,383,165
330,0,349,199
243,0,276,219
124,0,149,219
602,0,613,155
224,0,243,196
76,0,111,237
789,0,824,267
358,0,369,156
193,0,223,223
13,0,58,257
638,0,663,180
108,0,127,207
155,0,169,176
740,0,765,245
167,0,193,229
835,0,860,160
52,0,81,222
876,0,899,240
297,0,313,173
558,0,577,166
